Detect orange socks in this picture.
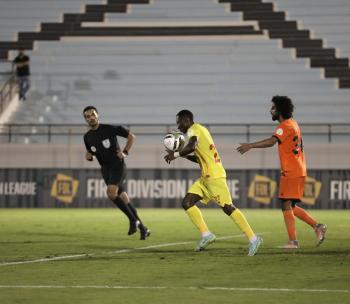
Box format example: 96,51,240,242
292,205,317,228
282,210,297,241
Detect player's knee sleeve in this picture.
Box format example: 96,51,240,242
222,204,235,216
181,199,192,210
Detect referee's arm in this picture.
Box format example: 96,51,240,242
123,132,135,155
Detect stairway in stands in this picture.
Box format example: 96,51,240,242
2,0,350,128
0,0,148,60
2,0,348,88
218,0,350,88
0,0,262,61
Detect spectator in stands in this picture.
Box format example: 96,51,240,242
237,95,327,249
83,105,150,240
13,47,30,101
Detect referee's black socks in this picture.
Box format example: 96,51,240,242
128,203,141,222
113,197,149,237
113,197,137,223
128,203,148,230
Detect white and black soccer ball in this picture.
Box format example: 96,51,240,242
163,132,185,152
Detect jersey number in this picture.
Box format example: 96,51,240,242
292,136,304,155
209,144,221,163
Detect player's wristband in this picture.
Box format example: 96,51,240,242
174,152,180,158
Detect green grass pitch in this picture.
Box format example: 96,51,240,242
0,209,349,304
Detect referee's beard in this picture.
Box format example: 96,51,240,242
89,121,99,130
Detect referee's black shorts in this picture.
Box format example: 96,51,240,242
101,162,127,195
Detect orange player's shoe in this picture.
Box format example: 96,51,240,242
315,224,327,247
283,240,299,249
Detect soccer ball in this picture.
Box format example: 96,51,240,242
163,132,185,151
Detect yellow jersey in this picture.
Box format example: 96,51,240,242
187,123,226,179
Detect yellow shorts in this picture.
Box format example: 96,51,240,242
188,177,232,207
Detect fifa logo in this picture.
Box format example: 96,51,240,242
248,175,277,205
51,173,79,204
303,176,322,205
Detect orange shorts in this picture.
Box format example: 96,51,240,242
279,176,305,200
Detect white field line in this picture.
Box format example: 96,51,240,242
112,233,251,253
0,254,89,267
0,285,347,294
0,233,269,267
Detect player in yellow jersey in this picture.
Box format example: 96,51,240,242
164,110,263,256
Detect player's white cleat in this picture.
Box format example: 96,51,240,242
315,223,327,247
248,236,263,256
283,240,299,249
195,233,216,251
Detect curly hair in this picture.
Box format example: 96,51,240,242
271,95,294,119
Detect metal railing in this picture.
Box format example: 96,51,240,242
1,123,350,143
0,73,16,116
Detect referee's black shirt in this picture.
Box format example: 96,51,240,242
84,124,129,166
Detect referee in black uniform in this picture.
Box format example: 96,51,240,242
83,106,150,240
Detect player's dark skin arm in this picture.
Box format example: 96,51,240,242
183,155,198,163
236,136,278,154
164,136,197,164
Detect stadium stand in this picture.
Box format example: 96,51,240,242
272,0,350,59
7,37,349,125
272,0,350,88
0,0,349,127
0,0,150,59
104,0,240,22
0,0,349,173
0,0,103,42
219,0,350,88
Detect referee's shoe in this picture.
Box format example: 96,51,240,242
128,220,140,235
140,225,151,240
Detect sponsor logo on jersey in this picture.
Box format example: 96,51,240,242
276,128,283,136
102,139,111,148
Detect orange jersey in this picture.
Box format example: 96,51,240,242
273,118,306,178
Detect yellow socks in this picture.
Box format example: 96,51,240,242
186,205,210,235
231,209,256,241
186,206,256,241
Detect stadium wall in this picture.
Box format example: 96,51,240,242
1,143,349,208
0,168,349,209
0,142,349,169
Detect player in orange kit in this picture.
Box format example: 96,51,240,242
237,96,327,249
